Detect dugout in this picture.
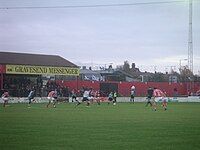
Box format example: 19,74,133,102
0,52,79,97
100,82,118,96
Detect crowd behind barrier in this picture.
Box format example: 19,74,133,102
1,77,200,98
1,77,200,103
1,79,71,98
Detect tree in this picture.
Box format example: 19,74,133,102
123,61,130,73
151,72,166,82
179,66,194,82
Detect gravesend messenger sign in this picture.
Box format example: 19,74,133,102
6,65,79,76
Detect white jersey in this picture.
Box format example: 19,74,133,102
131,90,135,95
83,90,90,98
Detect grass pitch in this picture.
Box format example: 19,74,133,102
0,102,200,150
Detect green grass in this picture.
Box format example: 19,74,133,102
0,102,200,150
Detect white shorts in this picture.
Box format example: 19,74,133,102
88,96,94,100
47,97,55,102
2,97,9,101
154,97,162,102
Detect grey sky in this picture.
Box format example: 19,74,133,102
0,0,200,74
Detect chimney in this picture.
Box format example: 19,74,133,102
132,63,135,69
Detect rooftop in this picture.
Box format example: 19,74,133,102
0,52,77,67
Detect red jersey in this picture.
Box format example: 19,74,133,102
153,89,165,97
48,91,57,97
2,92,9,98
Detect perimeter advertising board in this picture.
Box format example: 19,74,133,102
6,65,79,76
0,65,2,73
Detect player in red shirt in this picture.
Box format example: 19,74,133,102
95,90,101,105
2,90,9,107
162,98,167,111
46,89,58,108
153,88,167,111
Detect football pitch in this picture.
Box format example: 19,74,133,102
0,102,200,150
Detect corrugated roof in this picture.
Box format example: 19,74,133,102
0,52,77,67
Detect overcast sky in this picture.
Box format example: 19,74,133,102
0,0,200,74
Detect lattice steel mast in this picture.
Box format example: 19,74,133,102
188,0,193,74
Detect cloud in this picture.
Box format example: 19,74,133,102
0,0,199,74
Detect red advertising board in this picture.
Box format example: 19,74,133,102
0,65,6,73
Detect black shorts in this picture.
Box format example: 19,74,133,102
147,96,152,99
28,97,34,102
82,97,88,101
72,95,76,99
131,95,135,98
108,97,113,101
